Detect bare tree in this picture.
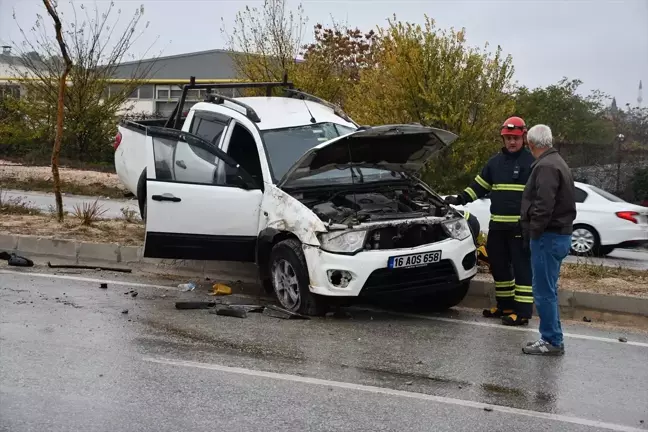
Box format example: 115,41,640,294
221,0,306,87
42,0,72,222
9,0,160,220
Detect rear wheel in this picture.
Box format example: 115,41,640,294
269,239,328,316
571,225,601,257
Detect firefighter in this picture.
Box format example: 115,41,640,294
445,117,535,326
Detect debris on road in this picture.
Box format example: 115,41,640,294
178,282,196,292
130,291,138,298
405,381,413,386
2,252,35,267
175,301,217,310
618,336,628,343
209,304,265,315
263,305,310,320
483,407,493,412
582,316,592,323
47,261,132,273
215,306,248,319
100,283,108,289
209,283,232,296
121,309,129,314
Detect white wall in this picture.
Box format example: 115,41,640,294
118,99,155,116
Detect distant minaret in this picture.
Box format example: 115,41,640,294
639,80,643,107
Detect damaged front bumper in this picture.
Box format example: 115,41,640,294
303,237,477,298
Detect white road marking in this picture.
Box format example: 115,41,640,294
4,269,647,348
0,269,177,291
352,307,648,348
144,356,643,432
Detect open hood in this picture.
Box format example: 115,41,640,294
277,124,458,187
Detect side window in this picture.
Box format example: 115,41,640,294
150,131,257,190
189,115,227,144
575,187,588,203
226,123,263,184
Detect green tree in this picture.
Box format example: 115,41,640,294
345,16,517,191
514,78,616,148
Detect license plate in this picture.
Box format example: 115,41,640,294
388,251,442,269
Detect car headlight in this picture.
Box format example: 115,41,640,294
318,230,368,253
443,218,471,241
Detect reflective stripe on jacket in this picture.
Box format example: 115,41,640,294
458,147,535,230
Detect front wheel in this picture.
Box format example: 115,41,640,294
269,239,328,316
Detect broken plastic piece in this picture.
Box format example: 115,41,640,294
263,304,310,320
210,283,232,296
178,282,196,292
215,306,248,318
7,253,34,267
100,283,108,289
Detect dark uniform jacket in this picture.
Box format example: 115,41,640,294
520,148,576,240
458,147,535,231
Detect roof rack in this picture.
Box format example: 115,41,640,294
205,93,261,123
171,75,294,128
283,88,358,127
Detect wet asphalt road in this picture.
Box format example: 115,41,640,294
1,268,648,432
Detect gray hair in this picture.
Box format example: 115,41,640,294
527,124,553,148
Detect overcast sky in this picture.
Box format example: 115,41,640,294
1,0,646,107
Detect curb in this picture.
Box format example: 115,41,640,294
0,233,258,284
465,276,648,318
2,233,647,318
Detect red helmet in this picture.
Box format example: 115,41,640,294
500,116,527,136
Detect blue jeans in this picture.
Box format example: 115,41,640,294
530,232,572,347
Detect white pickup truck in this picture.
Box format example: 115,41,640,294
113,79,477,315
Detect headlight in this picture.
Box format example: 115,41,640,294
443,218,471,241
318,230,368,253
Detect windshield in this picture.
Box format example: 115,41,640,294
262,122,356,181
589,185,626,203
286,166,405,187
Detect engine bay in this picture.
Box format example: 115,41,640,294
294,183,450,225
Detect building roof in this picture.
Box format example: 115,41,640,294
112,48,238,80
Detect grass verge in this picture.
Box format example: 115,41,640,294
0,213,144,246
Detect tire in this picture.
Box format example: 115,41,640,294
136,168,147,221
571,225,602,257
268,239,328,316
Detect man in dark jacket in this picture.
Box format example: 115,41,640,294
446,117,535,326
520,124,576,356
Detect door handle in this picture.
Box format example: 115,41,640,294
152,194,181,203
175,160,187,169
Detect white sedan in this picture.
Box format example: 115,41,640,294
452,182,648,257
